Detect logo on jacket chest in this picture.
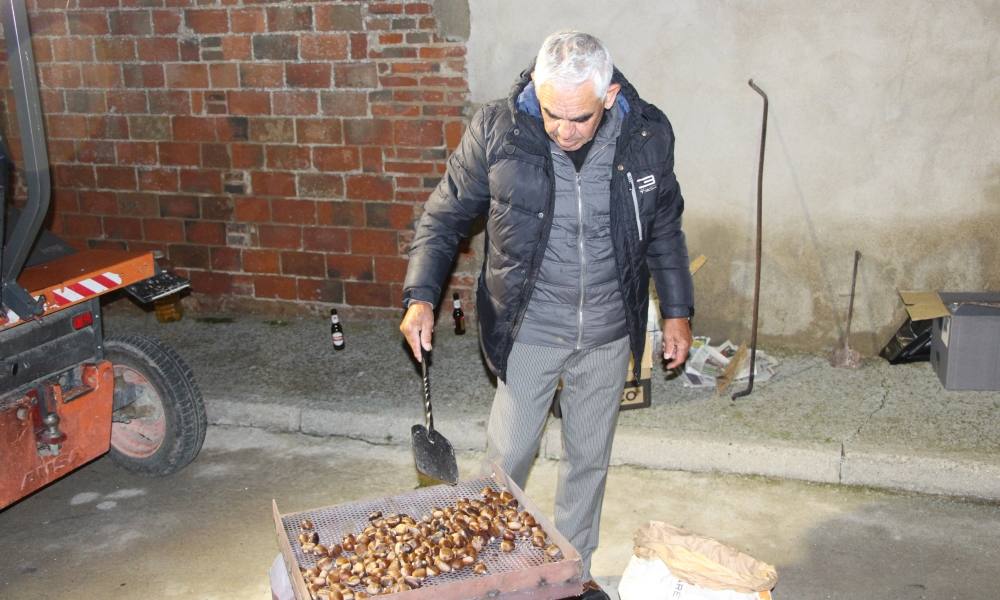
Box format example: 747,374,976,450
635,174,656,194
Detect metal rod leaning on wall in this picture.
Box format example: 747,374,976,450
732,79,768,401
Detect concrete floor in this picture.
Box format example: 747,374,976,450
1,427,998,599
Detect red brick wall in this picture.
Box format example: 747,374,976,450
1,0,473,314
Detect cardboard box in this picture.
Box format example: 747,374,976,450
554,255,705,413
618,255,703,409
550,331,653,415
929,292,1000,391
620,330,653,410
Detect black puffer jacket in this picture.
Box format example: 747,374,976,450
403,66,694,382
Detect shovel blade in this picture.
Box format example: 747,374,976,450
411,424,459,484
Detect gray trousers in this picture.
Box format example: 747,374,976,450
485,336,631,580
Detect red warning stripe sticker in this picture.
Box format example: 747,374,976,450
51,271,123,306
2,271,123,330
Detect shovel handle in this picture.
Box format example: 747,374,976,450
845,250,861,340
421,358,434,432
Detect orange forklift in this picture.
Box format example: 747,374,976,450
0,0,205,509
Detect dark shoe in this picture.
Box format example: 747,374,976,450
558,579,610,600
578,580,610,600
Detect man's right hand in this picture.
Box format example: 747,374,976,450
400,301,434,362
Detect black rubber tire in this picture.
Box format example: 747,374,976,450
105,334,207,476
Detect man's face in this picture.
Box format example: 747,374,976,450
535,79,621,152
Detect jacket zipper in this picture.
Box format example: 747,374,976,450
626,171,643,241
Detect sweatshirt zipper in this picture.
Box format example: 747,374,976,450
626,171,643,241
574,139,615,350
548,139,615,351
576,172,585,350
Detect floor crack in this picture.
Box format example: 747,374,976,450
853,374,891,440
839,374,891,482
305,431,403,448
212,422,406,448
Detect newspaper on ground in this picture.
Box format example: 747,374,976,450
682,337,779,389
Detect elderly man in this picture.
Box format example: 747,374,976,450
400,31,693,598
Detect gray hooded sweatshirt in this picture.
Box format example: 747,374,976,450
515,102,627,349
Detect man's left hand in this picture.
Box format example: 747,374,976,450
661,317,692,369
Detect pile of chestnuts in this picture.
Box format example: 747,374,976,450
294,486,564,599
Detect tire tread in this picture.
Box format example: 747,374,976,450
105,334,206,476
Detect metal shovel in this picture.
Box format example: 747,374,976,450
830,250,863,368
411,356,459,484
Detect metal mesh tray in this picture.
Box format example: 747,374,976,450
273,463,582,600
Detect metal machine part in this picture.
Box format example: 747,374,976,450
39,411,63,455
1,0,50,321
0,298,102,401
0,362,115,509
124,270,191,304
0,0,205,510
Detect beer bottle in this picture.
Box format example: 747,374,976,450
452,292,466,335
330,309,345,350
153,293,183,323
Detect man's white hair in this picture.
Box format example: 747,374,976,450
533,31,614,98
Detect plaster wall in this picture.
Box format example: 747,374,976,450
464,0,1000,353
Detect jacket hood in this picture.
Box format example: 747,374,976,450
507,61,667,129
514,78,631,120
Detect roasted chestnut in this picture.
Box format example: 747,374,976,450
293,484,566,595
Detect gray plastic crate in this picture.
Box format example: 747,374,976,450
930,292,1000,390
